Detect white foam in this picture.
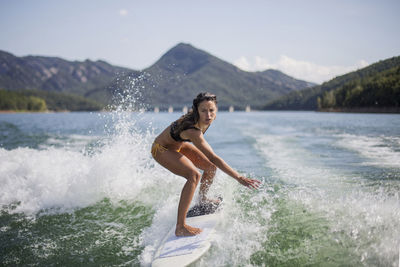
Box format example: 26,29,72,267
39,134,101,151
336,134,400,168
254,133,345,190
247,130,400,264
205,187,272,266
139,173,272,266
0,121,177,215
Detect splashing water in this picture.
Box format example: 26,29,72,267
1,91,400,267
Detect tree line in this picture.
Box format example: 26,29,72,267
318,66,400,110
0,89,104,112
0,90,47,111
263,56,400,112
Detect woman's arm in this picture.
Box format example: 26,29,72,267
185,129,260,189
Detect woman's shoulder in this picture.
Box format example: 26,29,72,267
176,119,200,131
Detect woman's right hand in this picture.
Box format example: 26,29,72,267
236,176,261,189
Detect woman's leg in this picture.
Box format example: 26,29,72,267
153,149,202,236
179,142,217,203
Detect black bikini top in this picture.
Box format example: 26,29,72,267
170,121,201,142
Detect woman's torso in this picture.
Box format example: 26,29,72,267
154,121,201,150
154,125,183,151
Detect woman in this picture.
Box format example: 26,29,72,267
151,92,260,236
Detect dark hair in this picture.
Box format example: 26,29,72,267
173,92,217,134
191,92,217,122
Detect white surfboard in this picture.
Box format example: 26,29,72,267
152,204,221,267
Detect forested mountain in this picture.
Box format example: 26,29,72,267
109,43,315,109
0,44,315,111
264,56,400,112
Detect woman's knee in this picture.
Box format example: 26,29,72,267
186,170,201,185
205,164,217,175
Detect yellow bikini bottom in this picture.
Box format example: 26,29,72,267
151,142,181,158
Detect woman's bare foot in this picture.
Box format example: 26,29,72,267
175,224,202,236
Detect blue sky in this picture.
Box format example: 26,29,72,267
0,0,399,83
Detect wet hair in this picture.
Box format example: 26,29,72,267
173,92,217,134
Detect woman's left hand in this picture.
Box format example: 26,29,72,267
236,176,261,189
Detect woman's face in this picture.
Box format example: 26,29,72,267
197,100,217,126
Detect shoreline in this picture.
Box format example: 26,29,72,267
0,110,70,114
0,109,104,114
2,107,400,114
318,107,400,114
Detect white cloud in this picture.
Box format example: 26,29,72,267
234,56,251,71
233,55,369,84
119,9,128,16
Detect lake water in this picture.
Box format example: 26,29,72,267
1,111,399,266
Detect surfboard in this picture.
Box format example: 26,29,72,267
151,202,221,267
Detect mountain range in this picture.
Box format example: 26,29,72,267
0,43,315,110
106,43,316,109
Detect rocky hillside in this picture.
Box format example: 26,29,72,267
0,50,131,103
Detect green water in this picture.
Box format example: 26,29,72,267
1,199,153,266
